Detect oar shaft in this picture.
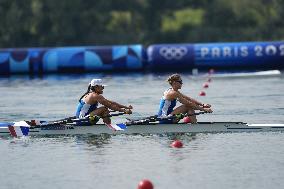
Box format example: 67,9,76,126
36,112,127,127
126,111,208,125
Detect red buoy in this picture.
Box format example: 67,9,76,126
199,91,206,96
183,117,191,123
137,179,154,189
171,140,183,148
203,82,209,88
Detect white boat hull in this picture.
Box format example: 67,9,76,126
1,122,284,136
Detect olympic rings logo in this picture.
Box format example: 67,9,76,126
159,47,188,60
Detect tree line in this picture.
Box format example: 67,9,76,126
1,0,284,48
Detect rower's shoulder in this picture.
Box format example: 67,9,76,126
89,92,103,99
87,93,106,104
164,89,179,98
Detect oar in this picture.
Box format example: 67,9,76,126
174,111,208,120
126,115,158,122
52,112,129,131
126,111,208,125
103,111,209,130
60,112,130,131
126,111,208,122
74,112,126,122
4,112,128,137
37,110,121,126
39,112,127,126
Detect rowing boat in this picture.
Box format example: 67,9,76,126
1,122,284,136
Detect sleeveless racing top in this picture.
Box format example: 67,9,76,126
158,88,177,116
76,99,98,118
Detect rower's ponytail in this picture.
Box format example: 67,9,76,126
79,84,92,102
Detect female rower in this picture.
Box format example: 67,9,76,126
76,79,132,124
158,74,212,123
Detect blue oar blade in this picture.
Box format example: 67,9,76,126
117,123,127,129
20,126,30,136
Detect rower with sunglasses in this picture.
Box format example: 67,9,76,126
158,74,212,123
76,79,132,124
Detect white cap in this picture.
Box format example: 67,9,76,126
90,79,107,87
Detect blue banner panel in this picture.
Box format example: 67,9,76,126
194,41,284,69
147,44,195,70
0,45,144,75
0,51,10,75
1,41,283,75
29,48,46,75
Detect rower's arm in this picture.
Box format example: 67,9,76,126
97,96,126,112
108,101,132,109
176,93,206,111
179,92,210,108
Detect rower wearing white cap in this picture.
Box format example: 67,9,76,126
76,79,132,124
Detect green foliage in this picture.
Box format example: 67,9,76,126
162,8,204,32
0,0,284,48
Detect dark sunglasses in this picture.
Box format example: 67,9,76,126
95,85,104,89
176,80,183,84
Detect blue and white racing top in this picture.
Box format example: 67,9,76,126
76,99,98,118
157,89,177,117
